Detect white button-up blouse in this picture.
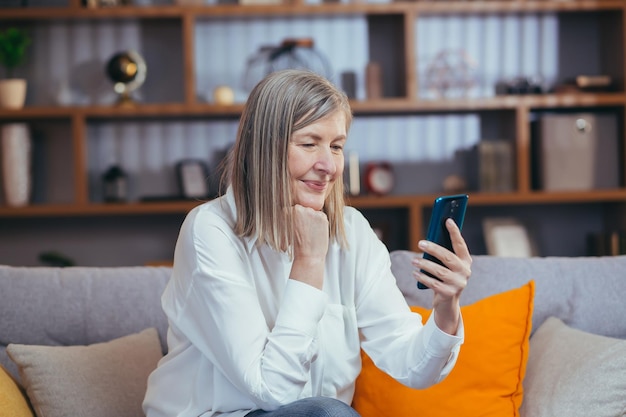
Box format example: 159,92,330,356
143,188,464,417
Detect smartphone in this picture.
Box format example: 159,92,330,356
417,194,468,289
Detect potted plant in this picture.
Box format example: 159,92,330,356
0,27,31,109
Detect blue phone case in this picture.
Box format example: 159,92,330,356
417,194,468,289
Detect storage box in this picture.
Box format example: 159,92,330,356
534,113,619,191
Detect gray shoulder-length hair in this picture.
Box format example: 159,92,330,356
226,69,352,253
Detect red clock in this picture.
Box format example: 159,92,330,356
364,162,394,195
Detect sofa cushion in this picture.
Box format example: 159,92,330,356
0,363,33,417
7,327,162,417
391,251,626,338
353,281,534,417
520,317,626,417
0,265,171,382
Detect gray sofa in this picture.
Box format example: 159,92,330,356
1,252,625,417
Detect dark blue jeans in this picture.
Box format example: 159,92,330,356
245,397,361,417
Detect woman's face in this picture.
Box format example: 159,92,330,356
288,110,347,211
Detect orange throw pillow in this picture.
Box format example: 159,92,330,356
353,281,534,417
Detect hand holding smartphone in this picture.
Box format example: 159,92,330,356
417,194,468,290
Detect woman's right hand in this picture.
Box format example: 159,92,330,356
289,204,329,289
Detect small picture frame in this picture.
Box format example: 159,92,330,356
176,159,210,199
483,218,537,257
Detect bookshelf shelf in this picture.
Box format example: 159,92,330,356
1,91,623,120
3,188,623,217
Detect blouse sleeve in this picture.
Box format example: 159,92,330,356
350,209,464,388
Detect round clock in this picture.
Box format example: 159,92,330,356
364,162,394,195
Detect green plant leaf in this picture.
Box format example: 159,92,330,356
0,28,31,78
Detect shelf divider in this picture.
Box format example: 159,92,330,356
71,114,89,205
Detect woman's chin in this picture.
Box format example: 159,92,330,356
294,198,325,211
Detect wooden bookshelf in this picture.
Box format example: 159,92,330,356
1,0,625,262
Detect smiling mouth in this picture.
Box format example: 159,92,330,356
302,180,329,192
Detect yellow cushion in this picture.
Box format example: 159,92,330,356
0,364,33,417
353,281,534,417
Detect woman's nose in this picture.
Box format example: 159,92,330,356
314,148,337,174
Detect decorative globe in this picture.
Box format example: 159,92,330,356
105,50,147,104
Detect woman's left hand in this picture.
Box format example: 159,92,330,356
412,218,472,335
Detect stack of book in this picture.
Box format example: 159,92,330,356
586,231,626,256
479,140,514,192
464,140,514,193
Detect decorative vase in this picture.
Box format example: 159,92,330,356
0,79,27,109
1,123,32,207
